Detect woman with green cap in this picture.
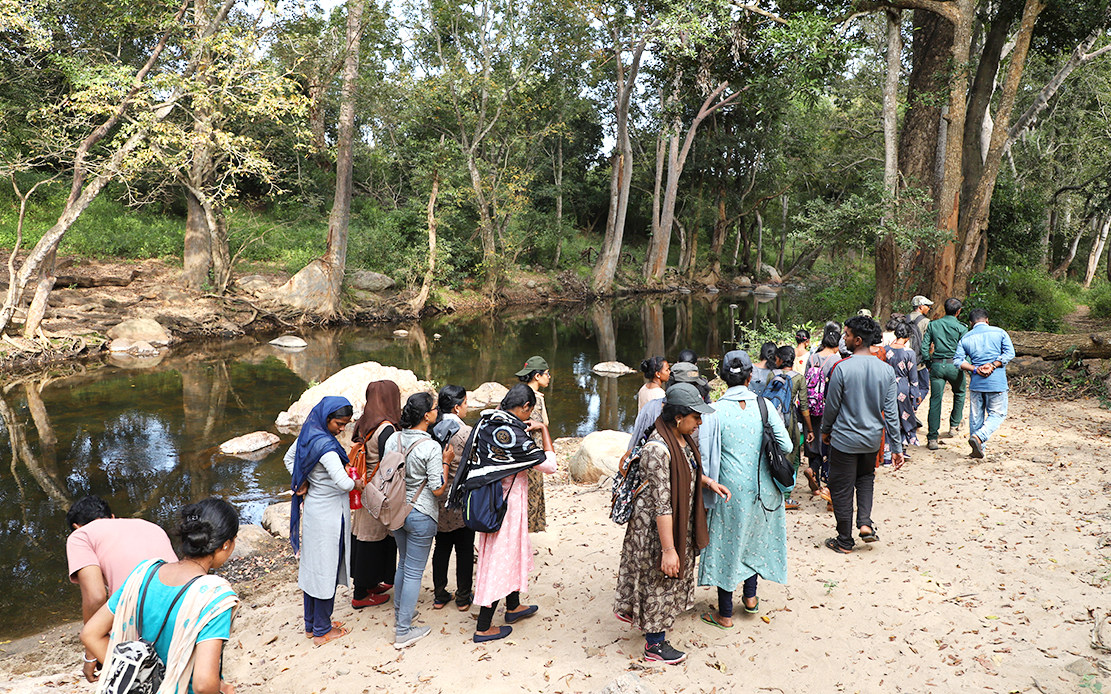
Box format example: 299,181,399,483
516,356,551,532
613,383,731,665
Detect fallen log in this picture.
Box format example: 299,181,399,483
1009,330,1111,360
55,270,139,288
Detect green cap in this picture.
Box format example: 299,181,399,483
665,383,715,414
515,355,550,377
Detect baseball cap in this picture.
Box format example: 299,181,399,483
515,356,550,377
669,362,703,384
857,308,873,318
664,383,715,414
720,350,753,372
912,295,934,307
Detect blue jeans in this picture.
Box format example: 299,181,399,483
392,508,437,638
969,390,1008,445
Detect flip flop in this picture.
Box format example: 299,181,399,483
313,625,349,645
700,612,733,629
824,538,851,554
305,620,344,638
803,468,821,494
743,597,760,614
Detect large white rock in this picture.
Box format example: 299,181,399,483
569,430,632,484
468,381,509,409
592,361,635,376
275,361,433,434
269,335,308,349
229,524,281,561
219,431,281,456
348,270,396,292
107,338,158,355
107,318,172,346
261,501,291,540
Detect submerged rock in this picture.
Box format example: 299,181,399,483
592,361,636,376
107,318,172,346
107,338,158,356
468,382,509,409
107,351,166,369
261,501,291,540
219,431,281,456
269,335,308,349
569,430,631,484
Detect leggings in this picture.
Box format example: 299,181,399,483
476,591,520,632
717,575,758,618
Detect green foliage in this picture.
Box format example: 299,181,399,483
985,175,1047,268
784,261,876,325
735,321,817,353
968,267,1075,333
1087,283,1111,319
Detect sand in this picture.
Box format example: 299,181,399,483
3,391,1109,694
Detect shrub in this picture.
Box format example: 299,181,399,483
785,261,876,325
1088,284,1111,320
967,267,1074,332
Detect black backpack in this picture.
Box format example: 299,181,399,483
756,398,795,511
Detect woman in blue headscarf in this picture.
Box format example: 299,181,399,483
284,395,361,646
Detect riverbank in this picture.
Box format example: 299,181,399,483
3,391,1109,694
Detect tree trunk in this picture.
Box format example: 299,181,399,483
411,168,440,314
777,195,788,271
1011,330,1111,359
182,192,211,289
182,0,214,292
273,0,364,315
1051,223,1085,279
553,135,563,268
709,186,727,281
1084,215,1110,289
754,209,764,281
875,8,902,318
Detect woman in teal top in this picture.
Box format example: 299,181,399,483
698,350,792,629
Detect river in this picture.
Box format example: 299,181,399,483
0,291,796,640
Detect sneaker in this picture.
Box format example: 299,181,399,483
927,440,939,451
351,594,389,609
968,435,984,459
394,626,431,650
644,640,687,665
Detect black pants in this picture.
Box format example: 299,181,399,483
350,534,397,600
432,527,475,606
827,447,875,551
476,591,519,632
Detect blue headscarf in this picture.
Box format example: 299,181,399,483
290,395,351,553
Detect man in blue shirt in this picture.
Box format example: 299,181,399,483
953,308,1015,459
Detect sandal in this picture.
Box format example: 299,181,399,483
433,596,452,610
743,597,759,614
803,468,821,494
305,620,344,638
859,527,879,543
700,612,733,630
824,538,851,554
313,626,349,646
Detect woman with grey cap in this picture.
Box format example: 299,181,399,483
614,383,731,665
698,350,793,628
516,355,551,532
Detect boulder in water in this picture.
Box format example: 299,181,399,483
219,431,281,456
107,338,159,356
107,318,172,346
569,430,631,484
392,329,409,337
261,501,291,540
269,335,308,349
592,361,636,376
468,382,509,409
275,361,432,434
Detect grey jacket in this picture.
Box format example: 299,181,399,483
820,354,901,455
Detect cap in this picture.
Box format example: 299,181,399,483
721,350,753,373
857,308,873,318
515,356,550,377
664,383,715,414
669,362,702,383
912,295,934,307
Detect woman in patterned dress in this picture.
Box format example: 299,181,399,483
698,351,793,628
613,384,730,665
884,321,923,453
516,355,551,533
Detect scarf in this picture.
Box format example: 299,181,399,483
353,380,401,443
653,415,708,573
97,559,239,694
448,409,546,508
290,395,351,553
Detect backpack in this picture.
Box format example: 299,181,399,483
462,474,518,533
362,437,426,531
99,561,201,694
762,372,793,421
347,441,366,510
610,441,664,525
756,398,795,508
805,355,835,418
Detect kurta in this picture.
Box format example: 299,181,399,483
437,421,472,533
698,391,793,589
613,432,697,633
472,452,557,606
884,344,922,447
284,444,354,599
351,422,393,542
526,391,549,532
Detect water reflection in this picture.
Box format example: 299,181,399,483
0,291,794,640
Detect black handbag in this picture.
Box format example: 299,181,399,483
756,398,796,511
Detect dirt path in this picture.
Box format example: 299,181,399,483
2,392,1109,694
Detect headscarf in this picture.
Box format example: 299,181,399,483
353,380,401,443
290,395,351,553
447,409,546,508
653,414,708,574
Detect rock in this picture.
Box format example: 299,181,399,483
275,361,432,434
154,286,192,303
468,382,509,409
107,351,166,369
348,288,382,305
228,524,280,561
595,673,659,694
1007,355,1055,377
107,318,172,346
1065,658,1097,677
760,263,782,284
56,270,139,288
526,280,537,289
219,431,281,456
754,284,779,295
236,275,272,294
569,430,631,484
269,335,308,349
592,361,636,376
261,501,292,540
706,285,719,293
734,275,753,286
348,270,396,292
336,667,351,676
677,287,691,294
392,329,409,337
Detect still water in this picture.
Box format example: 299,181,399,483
0,292,795,639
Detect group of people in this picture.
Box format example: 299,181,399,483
62,299,1017,682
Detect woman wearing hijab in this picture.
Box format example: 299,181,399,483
349,380,402,608
613,384,730,665
284,396,360,645
698,351,793,629
516,356,551,533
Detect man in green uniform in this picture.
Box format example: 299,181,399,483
919,298,968,450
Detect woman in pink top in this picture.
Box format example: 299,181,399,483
467,384,557,643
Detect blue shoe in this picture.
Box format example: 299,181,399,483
473,626,513,643
504,605,538,623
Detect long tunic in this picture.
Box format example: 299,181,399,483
284,444,354,599
472,452,557,606
698,394,793,589
437,421,472,533
526,391,549,532
884,344,922,447
351,423,394,542
613,432,697,633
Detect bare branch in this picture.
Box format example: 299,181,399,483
730,2,788,25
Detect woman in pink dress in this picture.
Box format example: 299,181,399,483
466,384,556,643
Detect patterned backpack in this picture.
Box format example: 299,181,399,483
805,355,831,418
611,441,665,524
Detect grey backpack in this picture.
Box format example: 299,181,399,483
362,439,426,531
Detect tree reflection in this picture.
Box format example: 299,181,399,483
591,301,619,431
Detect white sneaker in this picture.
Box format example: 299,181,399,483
394,626,431,649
